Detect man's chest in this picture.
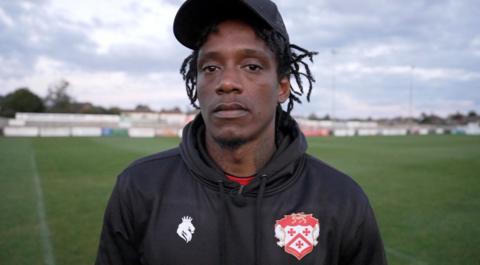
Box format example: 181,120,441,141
136,189,341,265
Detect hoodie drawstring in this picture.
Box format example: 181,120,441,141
217,180,227,265
218,175,268,265
254,175,268,265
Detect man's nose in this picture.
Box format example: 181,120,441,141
216,67,242,94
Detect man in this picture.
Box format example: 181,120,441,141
96,0,387,264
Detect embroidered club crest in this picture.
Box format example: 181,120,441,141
177,216,195,243
274,212,320,260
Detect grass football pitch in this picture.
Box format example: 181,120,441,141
0,135,479,265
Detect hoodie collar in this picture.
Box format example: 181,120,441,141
179,107,307,196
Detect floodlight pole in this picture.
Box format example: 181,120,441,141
331,49,337,121
408,65,415,119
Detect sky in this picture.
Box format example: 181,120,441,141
0,0,479,118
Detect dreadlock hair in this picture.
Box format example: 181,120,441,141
179,18,317,114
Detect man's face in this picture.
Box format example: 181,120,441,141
196,20,290,148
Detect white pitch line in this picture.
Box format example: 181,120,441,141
31,151,56,265
385,246,428,265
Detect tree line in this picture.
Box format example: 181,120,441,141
1,81,478,125
1,80,123,117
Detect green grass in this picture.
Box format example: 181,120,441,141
307,136,480,265
0,135,479,265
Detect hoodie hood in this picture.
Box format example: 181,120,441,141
179,107,307,197
179,107,308,265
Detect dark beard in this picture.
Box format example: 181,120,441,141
213,136,249,150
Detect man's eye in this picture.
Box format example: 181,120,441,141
244,64,263,72
201,65,218,73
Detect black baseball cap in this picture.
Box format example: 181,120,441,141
173,0,289,49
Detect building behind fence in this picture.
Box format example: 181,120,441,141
1,112,479,137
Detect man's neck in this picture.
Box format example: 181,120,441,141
205,132,276,177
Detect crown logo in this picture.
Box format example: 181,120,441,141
182,216,193,222
177,216,195,243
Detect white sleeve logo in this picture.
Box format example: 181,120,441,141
177,216,195,243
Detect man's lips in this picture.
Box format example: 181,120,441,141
212,102,248,118
213,102,247,112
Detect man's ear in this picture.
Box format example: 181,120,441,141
277,76,290,103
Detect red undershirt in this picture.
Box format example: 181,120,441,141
226,175,255,186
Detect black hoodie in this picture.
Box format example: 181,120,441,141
96,111,387,265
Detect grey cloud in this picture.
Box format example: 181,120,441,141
0,0,187,76
162,0,184,7
1,0,478,117
282,0,479,69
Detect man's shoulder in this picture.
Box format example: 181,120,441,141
128,147,182,169
115,147,184,188
303,153,369,203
